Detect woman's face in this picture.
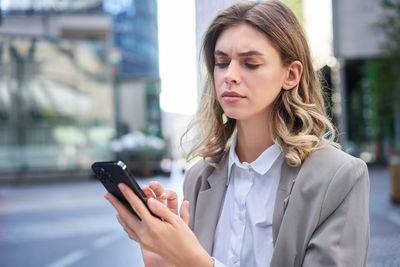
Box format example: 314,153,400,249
213,23,288,122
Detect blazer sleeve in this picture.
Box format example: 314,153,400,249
302,158,370,267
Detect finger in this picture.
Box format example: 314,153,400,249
104,192,141,228
142,186,155,199
144,185,167,205
147,197,178,224
148,181,165,198
116,213,130,232
116,213,139,242
118,183,153,224
179,200,190,225
160,190,178,215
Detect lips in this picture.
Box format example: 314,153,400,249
221,91,245,103
222,91,245,98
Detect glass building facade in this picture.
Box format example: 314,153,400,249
0,0,161,175
105,0,159,78
0,37,115,172
104,0,161,137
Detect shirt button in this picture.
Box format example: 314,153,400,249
231,255,239,264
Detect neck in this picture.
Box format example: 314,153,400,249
235,113,274,163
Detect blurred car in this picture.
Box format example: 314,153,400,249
110,131,171,176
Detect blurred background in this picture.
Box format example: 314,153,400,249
0,0,399,266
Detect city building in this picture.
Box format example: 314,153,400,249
0,0,162,180
332,0,398,163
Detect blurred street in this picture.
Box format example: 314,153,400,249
368,167,400,267
0,165,398,267
0,166,185,267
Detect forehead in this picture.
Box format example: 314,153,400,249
214,23,276,55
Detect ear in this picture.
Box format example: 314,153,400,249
282,60,303,90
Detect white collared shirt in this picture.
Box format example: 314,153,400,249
212,135,283,267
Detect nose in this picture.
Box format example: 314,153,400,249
224,61,241,85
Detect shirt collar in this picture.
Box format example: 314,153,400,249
227,134,282,186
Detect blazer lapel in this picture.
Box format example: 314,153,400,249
194,153,229,254
272,161,300,244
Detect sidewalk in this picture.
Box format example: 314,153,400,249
0,169,93,185
0,164,398,266
367,166,400,267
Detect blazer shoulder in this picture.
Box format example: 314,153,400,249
304,144,367,176
296,145,368,202
298,144,369,217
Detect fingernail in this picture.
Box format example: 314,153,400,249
104,193,110,200
118,183,126,192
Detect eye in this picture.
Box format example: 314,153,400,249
214,55,230,68
215,62,229,68
245,63,260,69
243,58,260,69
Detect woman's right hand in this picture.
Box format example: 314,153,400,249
106,182,213,267
139,182,190,267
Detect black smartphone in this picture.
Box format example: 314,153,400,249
91,160,157,220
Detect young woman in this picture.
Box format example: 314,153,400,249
105,1,370,266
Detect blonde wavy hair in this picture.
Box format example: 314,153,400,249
182,0,337,167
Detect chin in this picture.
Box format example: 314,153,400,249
220,105,248,121
223,111,243,120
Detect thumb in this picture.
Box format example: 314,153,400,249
147,197,176,223
179,200,190,225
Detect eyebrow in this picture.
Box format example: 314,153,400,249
214,50,264,57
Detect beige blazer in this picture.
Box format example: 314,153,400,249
183,145,370,267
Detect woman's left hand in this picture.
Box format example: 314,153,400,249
105,183,213,267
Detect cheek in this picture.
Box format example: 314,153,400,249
246,74,269,92
213,70,222,86
251,73,282,100
213,73,225,96
253,69,284,90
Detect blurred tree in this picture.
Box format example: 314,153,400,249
372,0,400,149
377,0,400,58
368,59,395,146
281,0,304,26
